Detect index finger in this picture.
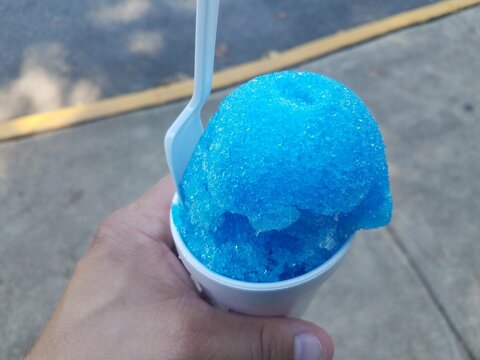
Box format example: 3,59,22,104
132,174,177,247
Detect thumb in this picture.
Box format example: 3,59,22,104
204,309,334,360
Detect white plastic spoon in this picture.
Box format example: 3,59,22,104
165,0,220,200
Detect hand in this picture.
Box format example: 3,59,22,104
27,175,334,360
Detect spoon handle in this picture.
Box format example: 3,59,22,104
165,0,220,197
192,0,220,108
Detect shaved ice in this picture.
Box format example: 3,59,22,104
173,71,392,282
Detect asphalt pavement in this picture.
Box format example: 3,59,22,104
1,6,479,359
0,0,439,122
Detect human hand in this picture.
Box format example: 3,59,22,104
27,175,333,360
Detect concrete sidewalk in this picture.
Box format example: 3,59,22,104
1,7,479,360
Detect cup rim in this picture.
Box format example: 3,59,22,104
171,194,353,291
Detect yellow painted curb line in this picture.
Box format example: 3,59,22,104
1,0,479,141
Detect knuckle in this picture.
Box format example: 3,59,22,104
90,211,138,261
93,215,118,245
93,208,131,247
257,323,281,360
167,312,211,359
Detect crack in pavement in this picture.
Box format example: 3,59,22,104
386,225,475,360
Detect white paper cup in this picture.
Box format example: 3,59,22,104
171,194,353,317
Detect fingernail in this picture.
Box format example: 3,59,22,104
294,332,326,360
